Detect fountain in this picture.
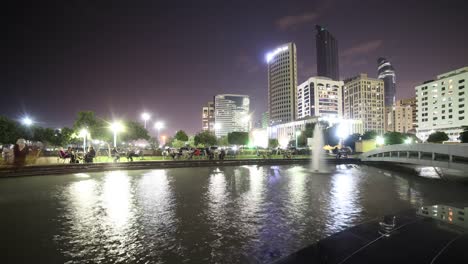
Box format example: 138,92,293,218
310,124,326,172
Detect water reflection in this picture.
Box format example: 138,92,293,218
2,165,468,264
326,168,362,233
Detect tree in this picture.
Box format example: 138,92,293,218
427,131,449,143
73,111,111,142
384,132,405,145
0,116,26,144
194,131,217,146
268,138,279,148
218,136,229,146
121,121,150,142
174,130,189,142
459,127,468,143
171,139,186,148
362,130,377,140
227,132,249,145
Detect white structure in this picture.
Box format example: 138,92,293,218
202,101,215,132
267,43,298,125
344,73,385,135
386,98,416,133
416,67,468,141
297,76,343,120
214,94,250,137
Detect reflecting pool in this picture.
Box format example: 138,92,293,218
1,164,467,263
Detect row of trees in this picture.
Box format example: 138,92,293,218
0,112,151,149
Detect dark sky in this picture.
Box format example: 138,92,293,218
4,0,468,135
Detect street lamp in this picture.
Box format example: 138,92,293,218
21,116,33,126
110,121,124,148
141,112,151,129
295,130,301,148
154,121,164,141
79,129,89,151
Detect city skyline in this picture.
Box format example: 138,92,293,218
4,0,468,134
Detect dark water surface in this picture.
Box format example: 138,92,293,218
1,164,467,263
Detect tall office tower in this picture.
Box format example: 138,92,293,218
202,101,215,132
267,43,298,125
344,73,385,134
377,57,396,107
386,98,416,133
415,67,468,141
297,76,343,120
214,94,250,137
315,25,339,80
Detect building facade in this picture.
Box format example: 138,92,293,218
202,101,215,132
386,98,416,133
344,73,385,134
267,42,298,125
297,76,343,120
214,94,250,137
316,25,339,80
261,112,269,129
377,57,396,107
415,67,468,141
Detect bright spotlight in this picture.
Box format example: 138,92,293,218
110,121,124,133
154,121,164,130
21,117,33,126
404,138,413,144
376,136,385,145
79,128,89,138
141,112,150,121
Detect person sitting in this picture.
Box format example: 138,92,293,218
13,138,29,167
84,146,96,163
66,147,77,163
111,148,120,162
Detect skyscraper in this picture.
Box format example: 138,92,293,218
315,25,339,80
214,94,250,137
377,57,396,107
344,73,385,134
267,42,298,125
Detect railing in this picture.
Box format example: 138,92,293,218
360,143,468,171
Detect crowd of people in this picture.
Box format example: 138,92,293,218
163,147,228,160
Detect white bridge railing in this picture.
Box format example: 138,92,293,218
360,143,468,171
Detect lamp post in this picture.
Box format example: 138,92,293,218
141,113,150,129
110,121,124,148
154,121,164,142
295,130,301,148
79,129,89,152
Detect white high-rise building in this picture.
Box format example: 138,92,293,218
297,76,343,120
267,43,298,125
415,67,468,141
344,73,385,134
214,94,250,137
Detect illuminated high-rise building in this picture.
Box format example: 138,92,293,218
297,76,343,120
214,94,250,137
344,73,385,134
377,57,396,107
202,101,215,132
267,42,298,125
316,25,339,80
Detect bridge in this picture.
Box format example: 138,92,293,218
360,143,468,171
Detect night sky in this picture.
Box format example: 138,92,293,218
4,0,468,135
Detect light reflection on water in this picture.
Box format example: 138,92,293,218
1,165,468,263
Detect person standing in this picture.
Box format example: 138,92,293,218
13,138,29,167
